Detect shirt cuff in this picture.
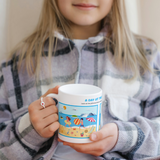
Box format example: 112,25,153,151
16,113,49,151
111,121,138,152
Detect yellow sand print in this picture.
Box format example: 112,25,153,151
59,125,96,138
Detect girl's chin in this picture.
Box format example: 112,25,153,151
72,21,98,27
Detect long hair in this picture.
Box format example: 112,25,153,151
110,0,153,80
9,0,154,81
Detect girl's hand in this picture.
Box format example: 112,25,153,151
59,123,118,156
28,86,60,138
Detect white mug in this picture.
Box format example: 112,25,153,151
47,84,102,143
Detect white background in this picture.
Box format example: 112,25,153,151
0,0,160,61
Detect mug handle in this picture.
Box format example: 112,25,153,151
47,93,59,105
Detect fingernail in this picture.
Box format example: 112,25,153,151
91,133,97,140
52,98,58,105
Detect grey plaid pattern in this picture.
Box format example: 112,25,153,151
0,30,160,160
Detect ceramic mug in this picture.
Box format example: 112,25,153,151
47,84,102,143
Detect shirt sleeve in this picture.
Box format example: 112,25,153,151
110,44,160,159
0,67,49,160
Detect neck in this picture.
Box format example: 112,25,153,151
70,21,102,39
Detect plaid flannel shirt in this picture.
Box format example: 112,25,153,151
0,28,160,160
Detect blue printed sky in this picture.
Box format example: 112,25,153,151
59,103,98,116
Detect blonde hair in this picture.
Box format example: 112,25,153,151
10,0,154,81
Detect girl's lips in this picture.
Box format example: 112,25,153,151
73,3,97,10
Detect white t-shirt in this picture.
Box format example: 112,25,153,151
73,39,88,52
52,39,94,160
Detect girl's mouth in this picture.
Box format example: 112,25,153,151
73,3,97,10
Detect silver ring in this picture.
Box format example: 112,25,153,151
40,97,45,109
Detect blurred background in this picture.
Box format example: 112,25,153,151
0,0,160,61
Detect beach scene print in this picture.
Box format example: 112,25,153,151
58,102,101,139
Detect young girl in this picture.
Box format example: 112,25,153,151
0,0,160,160
65,116,71,128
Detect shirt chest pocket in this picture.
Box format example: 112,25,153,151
105,94,141,121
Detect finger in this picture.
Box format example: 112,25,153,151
28,86,60,115
64,136,114,156
58,138,64,142
42,121,60,138
90,123,116,141
43,113,59,128
42,85,60,98
39,105,58,118
39,97,56,110
63,142,94,154
90,136,116,156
